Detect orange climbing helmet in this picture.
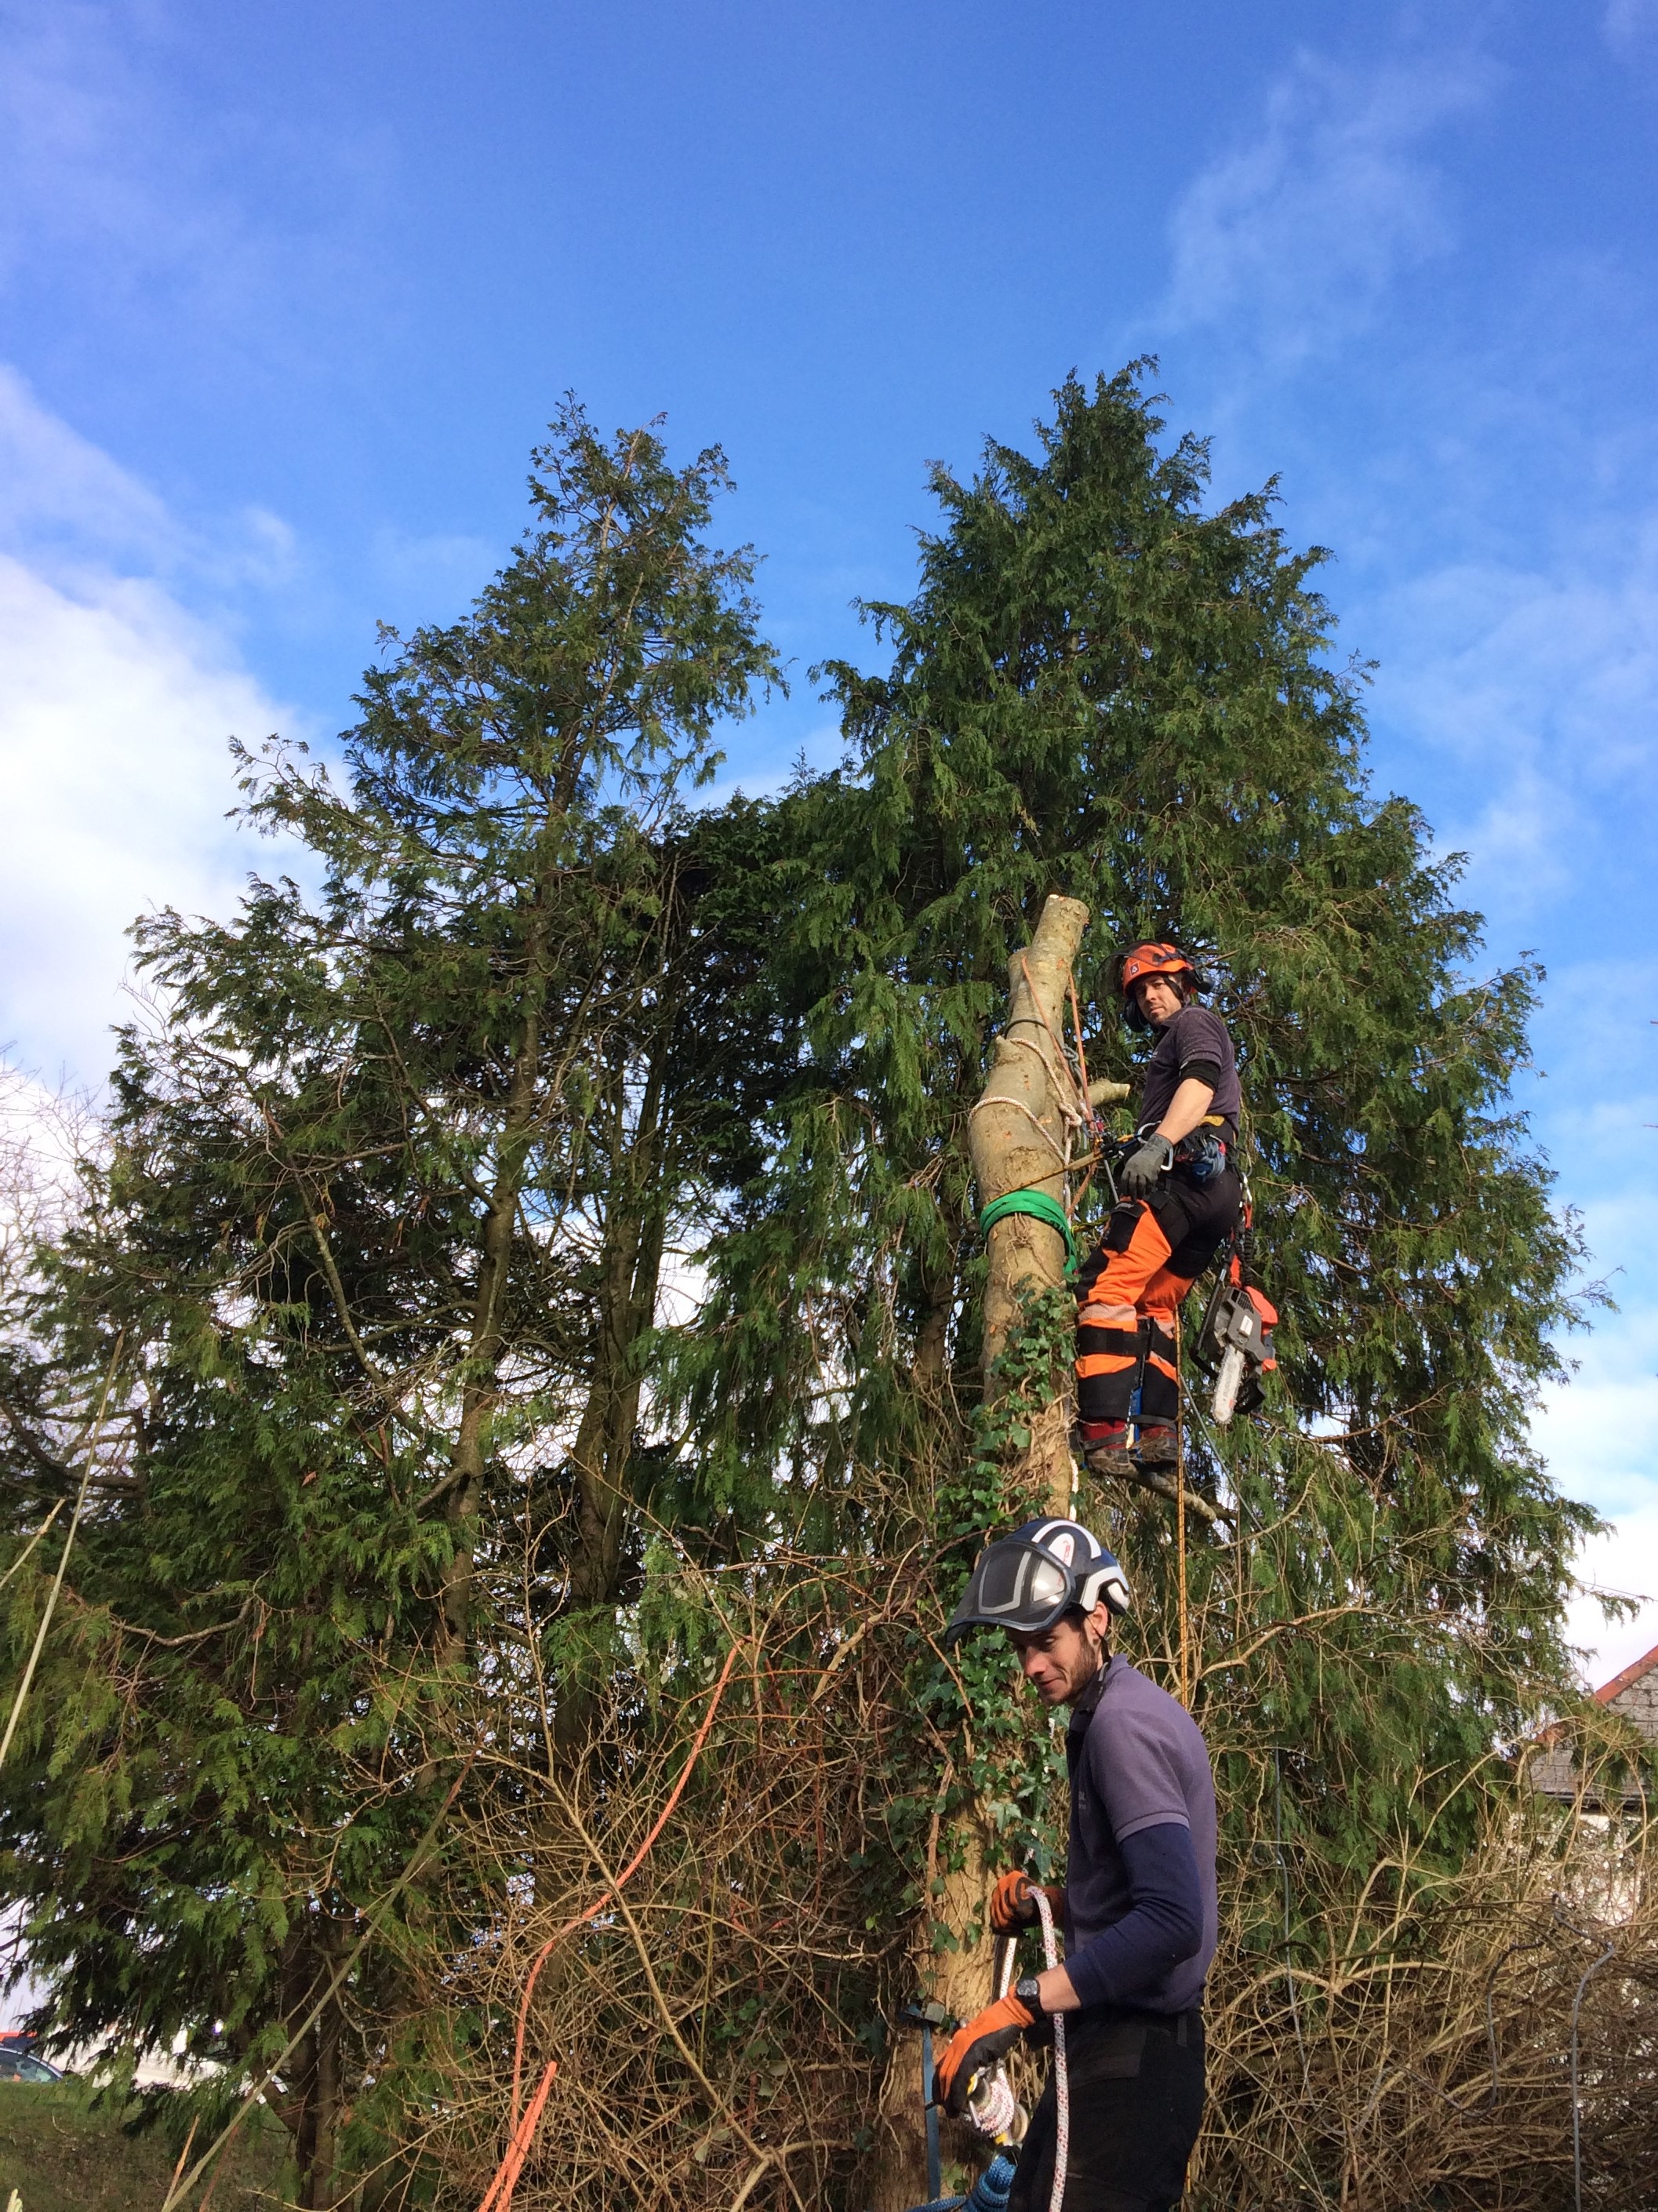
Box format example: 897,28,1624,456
1118,941,1201,1028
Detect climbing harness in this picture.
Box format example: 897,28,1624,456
1191,1196,1278,1426
1113,1117,1228,1192
1170,1120,1227,1186
904,1887,1068,2212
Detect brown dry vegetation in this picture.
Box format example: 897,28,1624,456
317,1537,1658,2212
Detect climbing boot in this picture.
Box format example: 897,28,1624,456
1133,1421,1179,1468
1078,1421,1136,1482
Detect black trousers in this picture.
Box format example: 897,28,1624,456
1005,2008,1205,2212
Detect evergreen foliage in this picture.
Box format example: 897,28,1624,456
0,402,787,2204
0,369,1616,2209
675,369,1605,2177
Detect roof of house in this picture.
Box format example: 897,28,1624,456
1531,1640,1658,1755
1593,1639,1658,1708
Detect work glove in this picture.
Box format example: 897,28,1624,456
932,1992,1037,2117
988,1871,1067,1934
1120,1132,1174,1197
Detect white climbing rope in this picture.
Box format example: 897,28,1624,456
1030,1887,1069,2212
980,1894,1070,2209
965,2061,1023,2143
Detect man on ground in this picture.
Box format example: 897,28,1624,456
933,1519,1215,2212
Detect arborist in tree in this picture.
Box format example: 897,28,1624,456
1074,944,1242,1483
933,1518,1216,2212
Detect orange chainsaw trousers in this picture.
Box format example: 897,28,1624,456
1074,1168,1241,1427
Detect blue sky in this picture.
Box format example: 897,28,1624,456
0,0,1653,1677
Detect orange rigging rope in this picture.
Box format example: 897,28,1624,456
480,1636,743,2212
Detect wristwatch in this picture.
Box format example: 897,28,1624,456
1014,1974,1045,2015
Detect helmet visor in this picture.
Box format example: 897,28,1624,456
944,1538,1081,1645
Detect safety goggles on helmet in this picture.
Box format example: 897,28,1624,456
944,1519,1131,1645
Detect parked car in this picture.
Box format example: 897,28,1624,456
0,2031,64,2083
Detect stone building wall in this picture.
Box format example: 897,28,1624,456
1530,1644,1658,1802
1608,1670,1658,1737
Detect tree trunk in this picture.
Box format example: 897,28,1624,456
865,1842,998,2212
555,1044,671,1751
965,893,1098,1516
910,1238,957,1402
307,1992,342,2210
439,944,548,1661
870,897,1120,2212
278,1940,344,2211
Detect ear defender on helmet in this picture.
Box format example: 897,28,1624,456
944,1519,1132,1644
1118,941,1200,1030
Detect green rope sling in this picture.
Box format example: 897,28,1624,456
977,1188,1078,1272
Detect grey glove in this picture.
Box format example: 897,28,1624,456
1120,1133,1174,1196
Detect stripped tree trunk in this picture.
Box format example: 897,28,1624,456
965,893,1127,1515
868,897,1128,2212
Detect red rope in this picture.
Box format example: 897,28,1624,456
504,1643,743,2127
476,2058,558,2212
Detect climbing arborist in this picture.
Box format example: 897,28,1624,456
1074,944,1242,1483
934,1519,1215,2212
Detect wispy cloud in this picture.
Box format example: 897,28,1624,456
1160,48,1491,371
1371,538,1658,931
369,524,499,611
1604,0,1658,59
0,0,395,384
0,362,306,598
1140,21,1658,1680
0,363,173,563
0,373,304,1086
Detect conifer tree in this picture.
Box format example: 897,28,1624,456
678,367,1598,2205
0,368,1608,2212
0,404,781,2206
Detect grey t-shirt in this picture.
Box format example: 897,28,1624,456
1064,1654,1219,2014
1139,1003,1240,1143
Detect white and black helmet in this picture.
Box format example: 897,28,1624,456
944,1518,1131,1645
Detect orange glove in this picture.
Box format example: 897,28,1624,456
988,1871,1066,1934
932,1992,1037,2116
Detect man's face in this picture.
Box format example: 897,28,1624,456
1134,973,1184,1027
1009,1604,1111,1707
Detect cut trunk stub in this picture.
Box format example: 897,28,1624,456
968,895,1090,1373
967,893,1093,1515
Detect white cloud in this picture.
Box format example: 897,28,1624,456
1160,49,1490,370
1568,1501,1658,1687
0,362,308,598
1365,527,1658,947
1382,542,1658,780
0,555,287,1083
1536,1262,1658,1685
0,2,394,391
0,372,304,1086
0,363,173,564
1537,1309,1658,1506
